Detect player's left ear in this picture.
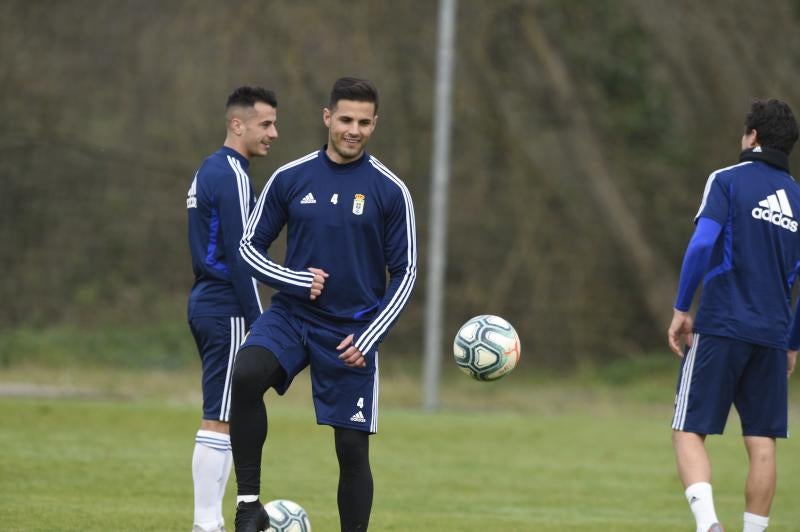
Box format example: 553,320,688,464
743,128,759,149
371,114,379,129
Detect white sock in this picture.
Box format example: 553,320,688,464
685,482,719,532
192,430,232,530
218,445,233,522
192,524,224,532
743,512,769,532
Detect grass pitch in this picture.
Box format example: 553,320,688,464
2,360,800,531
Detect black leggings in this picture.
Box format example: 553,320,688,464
336,427,373,532
229,345,373,531
229,345,285,495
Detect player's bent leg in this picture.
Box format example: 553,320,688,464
335,427,373,532
229,346,286,497
743,436,776,518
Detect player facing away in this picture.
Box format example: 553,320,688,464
229,77,417,532
668,99,800,532
186,86,279,532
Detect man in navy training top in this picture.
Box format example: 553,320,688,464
668,99,800,532
229,77,417,532
186,86,278,532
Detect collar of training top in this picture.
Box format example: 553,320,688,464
739,146,790,173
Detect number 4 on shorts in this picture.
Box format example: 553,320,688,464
356,397,364,408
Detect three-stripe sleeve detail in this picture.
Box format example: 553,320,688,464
227,157,263,312
354,157,417,354
227,156,250,228
239,152,318,288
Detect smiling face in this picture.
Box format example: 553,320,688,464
323,99,378,164
227,101,278,159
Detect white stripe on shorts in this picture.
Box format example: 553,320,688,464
370,352,380,433
220,317,246,421
672,334,700,431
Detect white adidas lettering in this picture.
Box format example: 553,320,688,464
350,411,366,423
186,174,198,208
751,189,798,232
300,193,316,204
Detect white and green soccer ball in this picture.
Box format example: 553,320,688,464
264,499,311,532
453,315,521,381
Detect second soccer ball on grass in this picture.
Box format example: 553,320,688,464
264,499,311,532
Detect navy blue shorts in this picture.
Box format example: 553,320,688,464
671,333,788,438
189,315,247,422
240,306,380,433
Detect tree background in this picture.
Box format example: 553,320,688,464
3,0,800,369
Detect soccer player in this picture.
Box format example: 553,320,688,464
186,86,279,532
229,77,417,532
668,99,800,532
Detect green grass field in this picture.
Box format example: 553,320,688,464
2,360,800,531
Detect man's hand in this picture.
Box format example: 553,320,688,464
788,350,798,378
667,309,694,358
307,267,329,301
337,333,366,368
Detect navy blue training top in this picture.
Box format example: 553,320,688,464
240,147,417,355
687,148,800,348
187,146,262,327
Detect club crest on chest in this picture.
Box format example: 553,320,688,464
353,193,365,215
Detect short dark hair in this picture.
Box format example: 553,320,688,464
328,77,379,113
226,86,277,110
745,99,798,155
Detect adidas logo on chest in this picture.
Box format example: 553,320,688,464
300,193,316,204
751,189,798,232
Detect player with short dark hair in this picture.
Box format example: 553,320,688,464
328,76,379,112
229,76,417,532
187,85,278,532
668,98,800,532
226,86,279,111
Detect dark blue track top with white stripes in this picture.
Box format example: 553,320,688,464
187,146,262,326
692,148,800,348
240,147,417,355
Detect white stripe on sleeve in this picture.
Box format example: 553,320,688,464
355,158,418,354
694,162,751,221
239,152,319,288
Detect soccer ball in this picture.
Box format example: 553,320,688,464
453,315,521,381
264,499,311,532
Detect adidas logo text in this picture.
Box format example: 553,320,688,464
752,189,797,232
301,193,316,204
187,175,197,208
350,411,366,423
